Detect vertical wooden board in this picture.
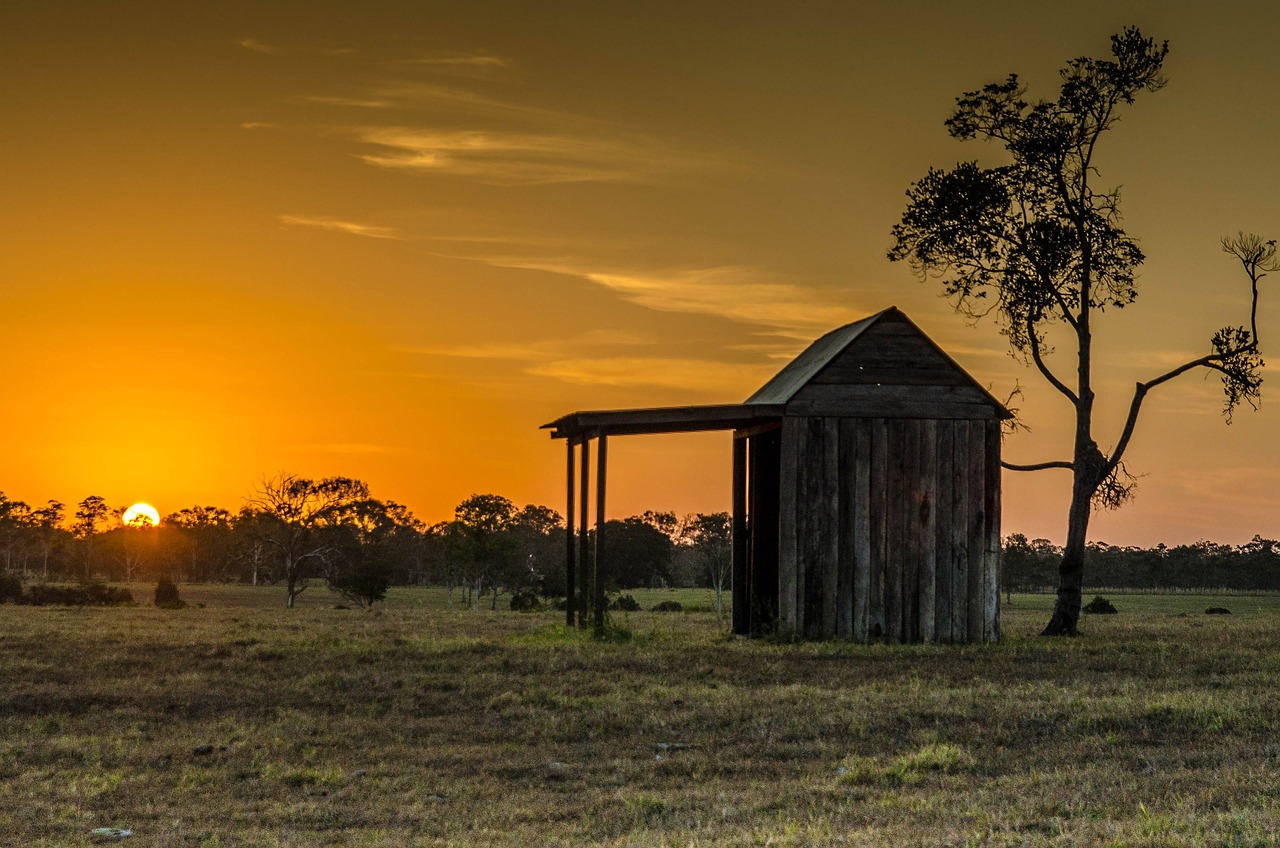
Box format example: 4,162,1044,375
950,420,969,643
565,440,576,628
853,419,872,642
731,436,749,636
837,419,856,639
578,439,591,629
984,420,1003,643
594,435,609,636
933,422,954,642
884,418,905,643
869,418,888,640
966,419,986,643
777,417,800,635
821,418,840,639
798,418,818,638
918,419,938,643
749,429,781,635
901,419,920,642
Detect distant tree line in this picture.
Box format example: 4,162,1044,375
1003,533,1280,593
0,480,732,609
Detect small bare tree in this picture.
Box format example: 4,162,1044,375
245,474,370,608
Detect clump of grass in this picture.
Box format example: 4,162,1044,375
840,743,975,786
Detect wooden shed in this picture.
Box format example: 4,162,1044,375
542,306,1011,643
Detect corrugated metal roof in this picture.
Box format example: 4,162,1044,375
744,307,892,404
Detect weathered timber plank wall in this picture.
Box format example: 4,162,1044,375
781,415,1001,643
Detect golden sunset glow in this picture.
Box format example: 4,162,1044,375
121,503,161,527
2,4,1278,546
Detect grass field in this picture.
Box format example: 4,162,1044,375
3,586,1280,846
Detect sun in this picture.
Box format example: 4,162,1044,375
121,503,161,527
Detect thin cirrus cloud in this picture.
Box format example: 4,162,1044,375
409,332,773,393
352,127,686,186
390,54,513,81
449,253,862,337
527,357,775,393
277,214,400,240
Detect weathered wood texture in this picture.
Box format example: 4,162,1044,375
746,428,781,635
776,416,1000,643
731,436,749,635
790,311,1002,420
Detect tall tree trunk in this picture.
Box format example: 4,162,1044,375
1042,479,1092,635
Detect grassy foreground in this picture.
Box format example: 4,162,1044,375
2,588,1280,847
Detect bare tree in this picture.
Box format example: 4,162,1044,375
245,474,370,608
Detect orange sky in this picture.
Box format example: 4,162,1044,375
2,2,1278,546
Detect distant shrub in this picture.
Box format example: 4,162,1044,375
154,577,187,609
509,590,543,612
609,593,641,612
327,557,390,608
1083,595,1118,614
21,582,134,607
1205,607,1232,615
651,600,683,613
0,574,22,604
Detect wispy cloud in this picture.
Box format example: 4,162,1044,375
405,330,769,392
352,127,683,185
294,95,394,109
397,54,509,69
238,38,282,55
404,329,654,361
240,121,282,130
391,53,513,81
529,357,773,392
449,255,860,336
278,214,399,240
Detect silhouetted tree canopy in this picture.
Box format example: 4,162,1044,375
890,28,1270,636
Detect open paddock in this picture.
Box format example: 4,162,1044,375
2,587,1279,846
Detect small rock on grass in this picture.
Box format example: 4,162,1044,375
91,828,133,840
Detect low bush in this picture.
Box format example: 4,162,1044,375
509,590,543,612
154,577,187,609
651,600,683,612
21,582,134,606
1084,595,1118,614
609,593,641,612
0,574,22,604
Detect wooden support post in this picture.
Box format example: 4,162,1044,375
565,440,576,628
593,434,608,637
578,438,590,629
732,434,748,635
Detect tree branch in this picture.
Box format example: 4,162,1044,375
1104,350,1246,478
1002,460,1074,471
1027,316,1079,404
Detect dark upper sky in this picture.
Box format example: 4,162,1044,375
2,1,1277,544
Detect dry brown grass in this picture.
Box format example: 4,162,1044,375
2,587,1280,846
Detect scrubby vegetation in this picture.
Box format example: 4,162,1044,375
2,587,1280,845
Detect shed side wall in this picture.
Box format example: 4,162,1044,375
780,415,1000,643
